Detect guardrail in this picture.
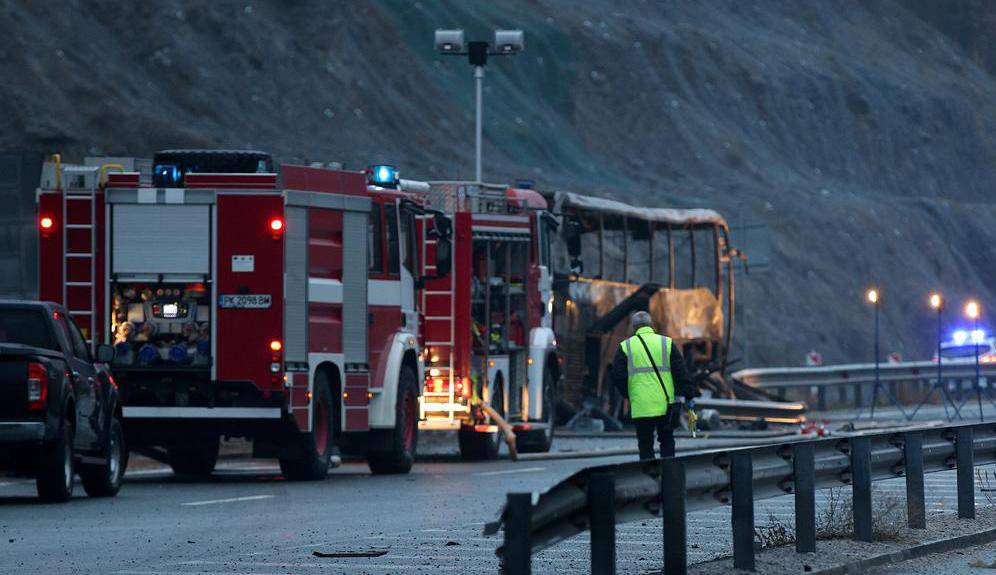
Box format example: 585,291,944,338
732,361,996,413
486,422,996,574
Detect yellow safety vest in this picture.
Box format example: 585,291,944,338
620,326,675,419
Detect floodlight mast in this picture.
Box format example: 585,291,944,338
434,29,524,183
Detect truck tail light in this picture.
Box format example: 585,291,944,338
27,362,48,410
269,217,284,239
39,216,55,239
269,341,283,387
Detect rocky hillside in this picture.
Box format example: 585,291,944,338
3,0,996,366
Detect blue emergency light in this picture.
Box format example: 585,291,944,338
367,164,399,188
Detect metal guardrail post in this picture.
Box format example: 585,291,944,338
956,427,975,519
854,383,863,409
818,386,827,412
793,442,817,552
730,452,755,571
503,492,532,575
589,473,616,575
661,458,687,575
903,431,926,529
851,437,873,542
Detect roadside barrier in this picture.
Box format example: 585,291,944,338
485,422,996,574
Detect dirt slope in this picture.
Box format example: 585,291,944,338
3,0,995,366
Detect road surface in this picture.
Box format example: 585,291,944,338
2,430,995,574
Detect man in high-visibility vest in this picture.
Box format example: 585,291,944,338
611,311,695,460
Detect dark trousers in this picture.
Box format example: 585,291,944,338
635,415,675,460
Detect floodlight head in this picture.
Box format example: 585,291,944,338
435,29,465,53
493,29,525,54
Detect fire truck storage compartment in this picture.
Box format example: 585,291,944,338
108,203,213,369
471,231,529,418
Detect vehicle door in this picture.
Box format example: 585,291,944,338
56,312,99,449
393,201,419,337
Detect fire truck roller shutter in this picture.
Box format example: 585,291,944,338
111,204,210,274
284,206,308,364
341,209,369,432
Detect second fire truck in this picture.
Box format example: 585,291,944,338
412,180,560,459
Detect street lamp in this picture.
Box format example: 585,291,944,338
866,288,881,418
435,28,525,183
912,292,958,420
966,300,984,421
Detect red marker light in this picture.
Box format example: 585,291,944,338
269,218,284,232
40,217,54,229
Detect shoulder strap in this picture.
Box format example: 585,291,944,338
635,333,671,404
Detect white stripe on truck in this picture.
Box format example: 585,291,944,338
122,407,282,419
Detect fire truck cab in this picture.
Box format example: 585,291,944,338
36,151,448,478
415,181,560,459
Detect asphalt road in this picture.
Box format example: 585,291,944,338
3,423,995,575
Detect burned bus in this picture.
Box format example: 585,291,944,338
544,191,799,427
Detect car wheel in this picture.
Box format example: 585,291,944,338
367,365,418,475
37,411,75,502
80,417,127,497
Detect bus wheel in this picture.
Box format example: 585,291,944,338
368,365,418,475
281,370,334,481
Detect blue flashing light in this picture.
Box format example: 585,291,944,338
952,330,968,345
154,163,182,187
366,164,399,188
972,329,987,344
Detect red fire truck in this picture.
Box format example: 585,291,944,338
36,151,451,479
412,181,560,459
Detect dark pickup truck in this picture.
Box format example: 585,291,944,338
0,301,126,501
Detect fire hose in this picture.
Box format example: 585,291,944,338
475,400,519,461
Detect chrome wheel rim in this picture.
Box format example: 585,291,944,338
108,430,121,484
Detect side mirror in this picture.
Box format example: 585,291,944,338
95,343,115,363
565,219,582,258
434,237,452,278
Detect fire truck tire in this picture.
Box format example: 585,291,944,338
37,410,75,502
367,365,418,475
279,371,334,481
457,379,504,461
80,417,127,497
167,434,219,477
518,367,556,454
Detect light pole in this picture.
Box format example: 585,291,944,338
435,29,525,183
866,288,881,418
912,292,958,420
966,300,983,421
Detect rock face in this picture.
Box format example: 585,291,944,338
2,0,995,366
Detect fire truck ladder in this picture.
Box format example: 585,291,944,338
61,165,100,349
418,216,465,425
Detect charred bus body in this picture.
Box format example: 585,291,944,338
544,191,801,426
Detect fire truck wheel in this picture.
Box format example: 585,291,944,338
457,378,503,461
167,434,219,478
367,365,418,475
518,367,556,454
37,410,75,502
80,417,127,497
280,371,334,481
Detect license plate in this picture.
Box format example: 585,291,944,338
219,294,272,309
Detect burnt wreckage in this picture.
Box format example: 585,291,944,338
542,191,804,428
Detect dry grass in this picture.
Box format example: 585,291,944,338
753,487,906,549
